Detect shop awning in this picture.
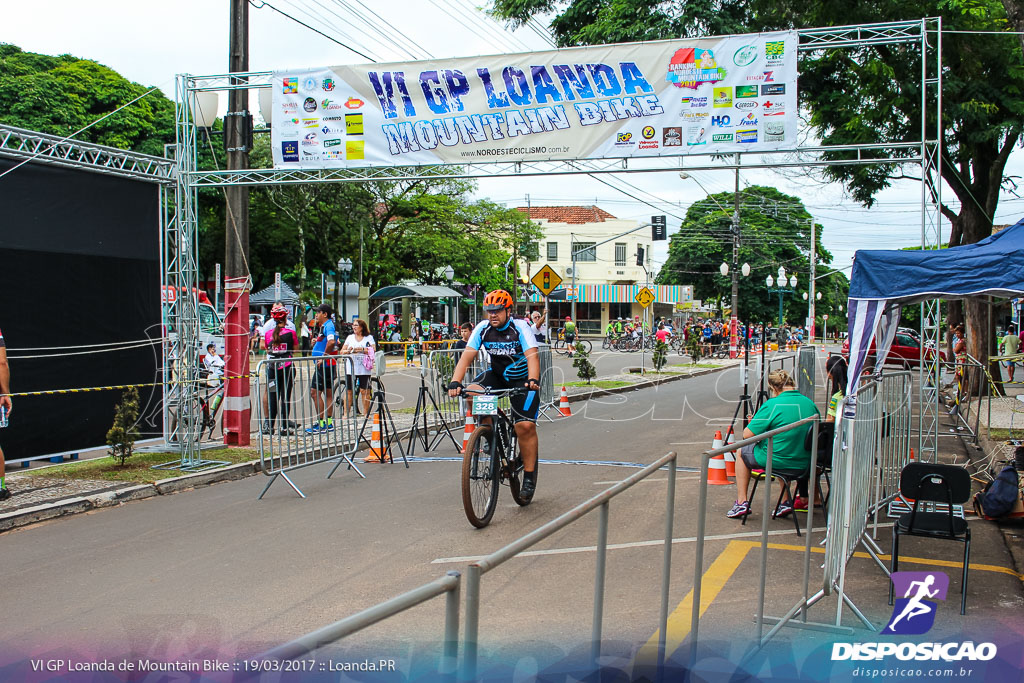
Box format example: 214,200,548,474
369,284,462,299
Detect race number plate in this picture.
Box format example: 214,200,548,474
473,395,499,416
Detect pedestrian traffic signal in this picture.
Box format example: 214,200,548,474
652,215,667,241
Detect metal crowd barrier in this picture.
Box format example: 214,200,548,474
692,416,821,660
254,355,364,498
262,571,461,679
821,382,883,629
462,451,679,681
945,353,986,443
797,345,816,401
870,371,913,529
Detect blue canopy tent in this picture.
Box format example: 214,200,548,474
846,218,1024,398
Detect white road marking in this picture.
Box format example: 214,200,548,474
431,526,832,564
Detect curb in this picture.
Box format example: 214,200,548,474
0,364,733,533
564,363,735,403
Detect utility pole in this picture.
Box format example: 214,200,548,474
223,0,251,446
729,153,741,359
808,217,817,343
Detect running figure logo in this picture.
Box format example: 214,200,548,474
883,571,949,635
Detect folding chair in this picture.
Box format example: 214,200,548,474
743,422,819,537
888,462,971,614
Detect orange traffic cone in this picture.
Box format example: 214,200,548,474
724,432,737,478
558,386,572,417
708,431,730,485
364,413,386,462
461,407,476,454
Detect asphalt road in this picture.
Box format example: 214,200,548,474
2,352,1021,680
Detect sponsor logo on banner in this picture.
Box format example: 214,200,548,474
740,112,759,126
322,78,335,92
324,138,342,148
733,45,758,67
713,87,732,108
321,125,344,135
281,102,299,112
303,132,319,143
662,127,682,146
302,118,319,128
345,113,364,135
735,85,758,99
345,97,365,109
302,76,318,93
687,125,707,146
712,133,733,143
711,115,731,128
762,83,786,96
639,140,658,150
765,40,785,61
346,140,365,160
762,70,775,82
764,121,785,141
324,149,343,159
282,77,297,94
667,47,727,90
735,101,758,110
281,140,299,161
642,126,656,139
323,115,345,121
763,100,785,116
614,132,634,146
303,97,317,112
736,128,757,143
681,111,705,121
321,98,344,110
688,96,708,108
302,149,318,158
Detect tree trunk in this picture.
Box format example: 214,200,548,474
1003,1,1024,57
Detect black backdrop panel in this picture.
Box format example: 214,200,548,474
0,158,162,459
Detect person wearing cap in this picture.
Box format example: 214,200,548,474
258,302,295,433
264,304,298,435
563,315,577,357
308,303,339,434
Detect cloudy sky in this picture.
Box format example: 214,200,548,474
4,0,1022,288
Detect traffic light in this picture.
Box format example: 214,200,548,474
636,246,645,266
652,215,667,241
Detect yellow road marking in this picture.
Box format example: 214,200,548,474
636,539,753,665
635,537,1023,668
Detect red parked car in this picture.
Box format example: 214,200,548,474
841,331,946,366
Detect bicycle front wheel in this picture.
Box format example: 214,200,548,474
462,426,499,528
578,340,593,354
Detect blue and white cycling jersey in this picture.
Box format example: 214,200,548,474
468,318,538,382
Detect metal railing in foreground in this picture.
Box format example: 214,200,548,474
254,355,364,498
461,451,679,681
262,570,461,679
691,415,823,663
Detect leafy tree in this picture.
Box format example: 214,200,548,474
657,186,846,326
106,387,141,466
494,0,1024,369
652,337,669,371
0,44,174,156
572,341,598,383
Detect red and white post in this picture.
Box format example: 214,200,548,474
223,275,251,445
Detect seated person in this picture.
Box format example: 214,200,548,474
203,343,225,383
727,369,820,519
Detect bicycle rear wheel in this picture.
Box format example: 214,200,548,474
578,339,593,354
462,426,499,528
553,339,567,356
508,451,538,506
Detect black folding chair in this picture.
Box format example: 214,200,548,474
888,462,971,614
742,423,818,537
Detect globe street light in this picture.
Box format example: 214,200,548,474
337,257,353,323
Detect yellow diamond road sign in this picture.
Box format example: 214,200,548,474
531,265,563,297
635,287,655,308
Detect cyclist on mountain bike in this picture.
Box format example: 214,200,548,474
448,289,542,500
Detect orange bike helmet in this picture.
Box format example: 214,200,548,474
482,289,514,312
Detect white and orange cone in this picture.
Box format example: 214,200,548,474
724,432,737,478
558,386,572,417
364,413,386,462
461,407,476,454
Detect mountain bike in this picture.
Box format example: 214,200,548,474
460,386,537,528
553,338,593,356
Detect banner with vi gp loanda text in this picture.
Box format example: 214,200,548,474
271,31,798,168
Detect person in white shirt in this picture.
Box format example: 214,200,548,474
341,318,376,416
203,343,225,383
529,308,548,343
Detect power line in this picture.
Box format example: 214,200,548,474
249,0,377,62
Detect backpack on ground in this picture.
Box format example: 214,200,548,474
973,465,1020,519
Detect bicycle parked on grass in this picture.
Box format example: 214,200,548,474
460,386,537,528
168,368,226,441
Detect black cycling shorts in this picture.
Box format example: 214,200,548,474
311,362,337,391
471,370,540,424
564,334,576,345
346,374,371,391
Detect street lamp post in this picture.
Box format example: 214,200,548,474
720,260,750,357
444,265,456,332
766,267,797,328
337,257,353,322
